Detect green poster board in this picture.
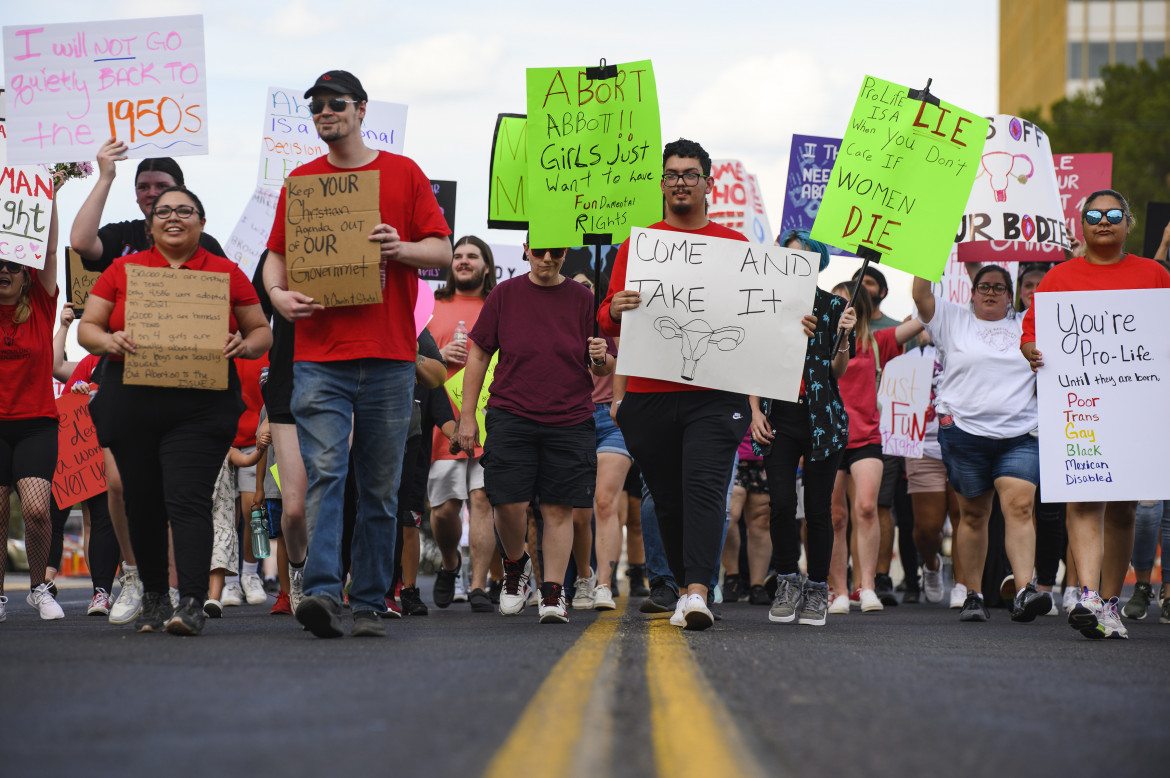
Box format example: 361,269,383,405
809,75,988,281
488,113,529,230
445,352,500,447
525,60,662,248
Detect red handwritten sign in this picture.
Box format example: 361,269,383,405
51,392,106,509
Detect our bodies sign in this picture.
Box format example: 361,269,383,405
52,392,106,509
616,228,819,400
258,87,406,188
1035,289,1170,500
284,170,381,308
877,351,933,457
709,159,772,245
0,165,53,267
810,76,987,280
525,61,661,247
3,16,208,165
488,113,528,229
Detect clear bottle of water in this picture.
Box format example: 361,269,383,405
250,507,271,559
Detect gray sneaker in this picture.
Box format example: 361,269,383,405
798,581,830,626
768,573,804,623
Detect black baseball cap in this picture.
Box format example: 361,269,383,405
304,70,367,101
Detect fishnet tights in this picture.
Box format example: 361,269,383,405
0,479,54,593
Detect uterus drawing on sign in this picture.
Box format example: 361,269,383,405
978,151,1034,202
654,316,745,381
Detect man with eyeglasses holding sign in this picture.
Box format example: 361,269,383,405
264,70,452,638
599,139,817,631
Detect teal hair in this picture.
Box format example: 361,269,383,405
781,229,831,272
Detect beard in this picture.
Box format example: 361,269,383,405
667,197,694,216
453,267,486,292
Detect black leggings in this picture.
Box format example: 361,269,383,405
618,390,748,588
763,399,842,583
48,492,119,592
1034,480,1067,587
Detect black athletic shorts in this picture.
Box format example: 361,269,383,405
838,442,883,473
0,417,58,486
481,408,596,508
877,453,904,508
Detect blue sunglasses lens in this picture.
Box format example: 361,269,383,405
1085,209,1124,225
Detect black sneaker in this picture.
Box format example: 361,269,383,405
488,578,503,605
722,574,745,603
351,609,387,637
134,591,174,633
400,586,428,616
165,596,206,636
875,573,899,607
627,565,651,597
902,587,921,604
1011,582,1052,623
296,594,345,638
433,562,460,609
468,587,494,613
748,584,771,606
640,584,678,614
959,590,990,622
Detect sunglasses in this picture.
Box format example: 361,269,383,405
0,261,26,273
529,247,567,259
309,98,360,114
152,205,198,219
1084,209,1124,225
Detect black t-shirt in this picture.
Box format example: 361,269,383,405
81,219,227,272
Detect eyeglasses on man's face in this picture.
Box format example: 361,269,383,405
662,172,706,186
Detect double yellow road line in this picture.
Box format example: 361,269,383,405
483,600,766,778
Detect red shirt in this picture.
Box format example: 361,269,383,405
266,151,451,364
838,327,900,449
598,220,748,393
67,354,102,389
1020,254,1170,345
233,354,270,447
0,280,58,420
89,248,260,362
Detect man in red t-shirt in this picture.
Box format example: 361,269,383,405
427,236,498,611
263,70,452,638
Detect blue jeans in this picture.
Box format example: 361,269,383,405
1133,501,1169,576
293,359,414,612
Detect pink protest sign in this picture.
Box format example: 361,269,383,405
415,278,435,337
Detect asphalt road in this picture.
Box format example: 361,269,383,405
2,575,1168,778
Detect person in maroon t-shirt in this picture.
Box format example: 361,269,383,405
456,238,612,623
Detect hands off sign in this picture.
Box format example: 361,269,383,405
810,75,987,281
0,164,53,267
123,264,229,389
3,15,208,165
525,60,661,247
616,228,819,400
1035,289,1170,500
285,170,382,308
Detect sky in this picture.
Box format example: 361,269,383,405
1,0,1001,336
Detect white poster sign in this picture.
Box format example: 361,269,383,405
878,351,933,457
956,114,1069,252
3,16,208,165
0,89,7,166
1035,289,1170,500
709,159,772,245
0,165,54,268
616,228,819,400
223,186,280,282
930,247,1019,306
258,87,407,188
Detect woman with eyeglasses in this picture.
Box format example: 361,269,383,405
1021,189,1170,639
79,187,271,636
912,260,1049,624
455,240,613,624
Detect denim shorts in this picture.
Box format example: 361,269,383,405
594,403,630,458
937,423,1039,498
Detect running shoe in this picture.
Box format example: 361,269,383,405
1160,596,1170,624
593,583,616,610
221,581,244,607
1098,597,1128,639
640,584,678,614
269,591,292,615
922,555,946,604
165,596,206,636
1122,581,1153,620
351,610,387,637
828,594,850,615
468,588,493,613
433,561,459,608
798,581,830,626
859,589,884,613
289,565,305,613
135,591,174,633
949,582,968,609
381,598,403,618
400,586,429,616
27,582,64,620
768,574,804,623
87,588,112,616
572,568,597,610
109,566,144,625
0,595,6,622
627,564,651,597
1062,585,1079,614
749,584,771,606
669,594,686,627
204,599,223,618
538,583,569,624
169,588,180,609
874,573,898,608
683,593,714,631
1069,587,1106,639
296,595,345,638
499,554,535,615
241,573,267,605
1010,582,1052,623
958,590,989,622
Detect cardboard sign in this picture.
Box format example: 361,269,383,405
258,87,407,188
810,75,988,281
446,351,499,446
3,15,208,165
525,60,661,248
488,113,528,229
1035,289,1170,500
780,134,855,253
64,247,101,310
0,165,53,267
123,264,229,389
878,351,933,457
51,392,106,509
616,228,819,400
224,186,280,283
709,159,771,244
284,170,382,307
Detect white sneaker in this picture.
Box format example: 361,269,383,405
0,594,8,622
241,573,267,605
572,568,597,610
922,555,945,604
109,566,144,625
593,583,616,610
453,575,469,603
683,594,714,630
1062,585,1079,614
828,594,850,614
859,588,884,612
27,582,65,620
221,581,244,607
499,555,535,615
669,594,686,627
538,591,569,623
1044,590,1060,616
169,587,180,609
950,582,968,609
1099,597,1128,639
289,565,304,613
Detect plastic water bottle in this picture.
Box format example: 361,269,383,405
250,508,271,559
452,321,468,364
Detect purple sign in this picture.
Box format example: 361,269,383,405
780,134,855,257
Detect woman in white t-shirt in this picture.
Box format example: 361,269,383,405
912,264,1051,624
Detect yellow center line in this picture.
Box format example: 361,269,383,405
646,620,768,778
482,599,626,778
